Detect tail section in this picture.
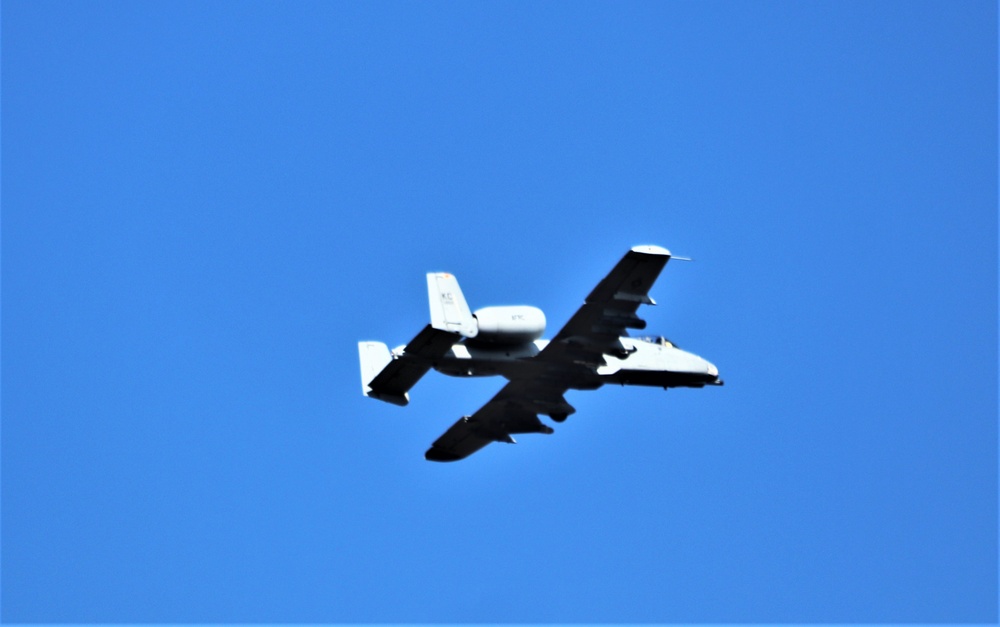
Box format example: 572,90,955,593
427,273,478,338
358,342,410,405
360,272,474,406
358,341,400,403
359,324,463,406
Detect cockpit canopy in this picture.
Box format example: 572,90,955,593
638,335,677,348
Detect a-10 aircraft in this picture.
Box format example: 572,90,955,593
358,245,722,462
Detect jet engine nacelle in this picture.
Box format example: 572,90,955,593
471,306,546,345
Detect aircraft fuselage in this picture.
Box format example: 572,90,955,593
395,335,721,390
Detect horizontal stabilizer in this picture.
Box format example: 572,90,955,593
360,325,462,406
358,341,409,405
400,323,462,360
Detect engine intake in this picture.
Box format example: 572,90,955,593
470,306,546,345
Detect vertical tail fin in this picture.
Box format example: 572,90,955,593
427,273,478,338
358,341,402,402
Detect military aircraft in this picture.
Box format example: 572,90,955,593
358,245,722,462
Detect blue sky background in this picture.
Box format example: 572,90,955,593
2,1,996,623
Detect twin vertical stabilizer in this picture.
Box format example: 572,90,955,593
427,272,478,338
359,272,476,405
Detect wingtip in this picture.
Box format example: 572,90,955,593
425,447,464,462
630,244,671,257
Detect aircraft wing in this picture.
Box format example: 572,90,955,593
424,245,672,462
425,378,562,462
540,244,672,365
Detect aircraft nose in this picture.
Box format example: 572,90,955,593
671,349,723,384
704,360,723,385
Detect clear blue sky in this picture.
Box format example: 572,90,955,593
3,0,996,622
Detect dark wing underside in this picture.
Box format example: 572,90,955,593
425,379,566,461
540,245,671,365
424,246,671,462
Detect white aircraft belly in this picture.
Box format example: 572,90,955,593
435,340,548,377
